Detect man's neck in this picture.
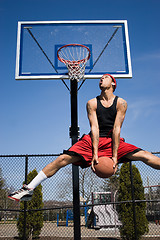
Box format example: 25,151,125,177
100,90,115,101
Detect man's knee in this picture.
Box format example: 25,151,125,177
139,150,157,160
138,150,150,159
57,154,70,166
127,150,150,161
57,154,79,166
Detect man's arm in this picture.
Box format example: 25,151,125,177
86,98,99,171
112,98,127,169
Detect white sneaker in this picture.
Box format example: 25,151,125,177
8,184,33,202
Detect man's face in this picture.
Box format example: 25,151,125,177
99,75,113,90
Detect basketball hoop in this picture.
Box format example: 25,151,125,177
57,44,91,81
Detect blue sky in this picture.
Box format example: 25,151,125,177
0,0,160,157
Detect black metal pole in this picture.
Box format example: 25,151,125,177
129,161,138,240
70,79,81,240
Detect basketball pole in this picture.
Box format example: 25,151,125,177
70,79,81,240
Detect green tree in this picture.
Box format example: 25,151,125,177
17,169,44,239
118,163,149,240
156,183,160,198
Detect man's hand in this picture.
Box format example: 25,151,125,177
91,155,99,172
112,156,118,173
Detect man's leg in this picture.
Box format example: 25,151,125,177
27,154,81,189
126,150,160,170
8,154,81,201
42,154,81,178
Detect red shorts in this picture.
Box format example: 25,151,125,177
63,134,142,168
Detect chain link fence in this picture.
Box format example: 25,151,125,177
0,153,160,239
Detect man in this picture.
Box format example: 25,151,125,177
8,74,160,201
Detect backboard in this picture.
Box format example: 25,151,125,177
15,20,132,80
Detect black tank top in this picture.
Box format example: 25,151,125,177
96,96,118,137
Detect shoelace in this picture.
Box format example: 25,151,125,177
14,185,29,194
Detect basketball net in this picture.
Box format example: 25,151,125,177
57,44,91,81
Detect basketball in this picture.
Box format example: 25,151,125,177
94,156,114,178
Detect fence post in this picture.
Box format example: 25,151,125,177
129,161,138,240
23,155,28,240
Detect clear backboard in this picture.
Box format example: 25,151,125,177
15,20,132,80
